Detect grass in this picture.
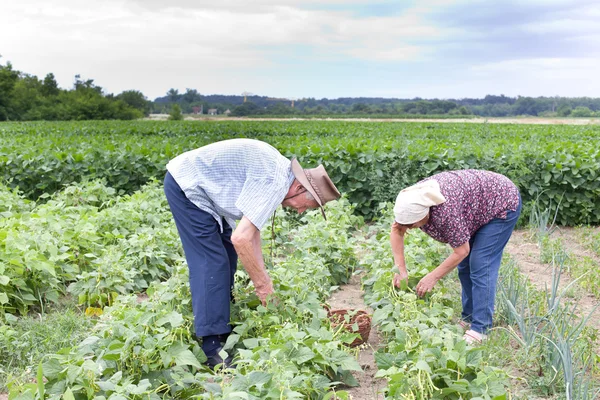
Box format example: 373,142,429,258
0,299,95,393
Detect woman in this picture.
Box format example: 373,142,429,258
391,169,521,344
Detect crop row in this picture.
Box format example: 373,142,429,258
358,209,510,399
8,194,368,399
0,180,179,316
1,120,600,223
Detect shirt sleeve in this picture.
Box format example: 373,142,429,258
235,177,287,230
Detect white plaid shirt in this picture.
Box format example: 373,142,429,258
167,139,295,232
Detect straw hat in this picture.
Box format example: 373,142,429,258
290,158,341,219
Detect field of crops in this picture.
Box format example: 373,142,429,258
1,120,599,222
1,120,599,399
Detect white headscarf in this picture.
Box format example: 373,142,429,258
393,180,446,224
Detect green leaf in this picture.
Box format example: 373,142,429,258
63,388,75,400
248,371,271,389
174,349,202,369
37,363,45,398
291,347,315,364
415,359,432,374
155,311,184,328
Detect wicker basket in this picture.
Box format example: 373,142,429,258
327,308,371,347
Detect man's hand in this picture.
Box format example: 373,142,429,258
256,283,275,306
415,273,439,297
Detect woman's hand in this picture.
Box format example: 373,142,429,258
416,273,439,297
393,268,409,288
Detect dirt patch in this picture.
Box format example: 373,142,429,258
554,227,600,266
146,115,600,126
505,230,600,338
327,274,385,400
0,394,7,400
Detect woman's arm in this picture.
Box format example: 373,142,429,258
390,221,409,287
415,241,470,297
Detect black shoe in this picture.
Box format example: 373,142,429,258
205,346,235,369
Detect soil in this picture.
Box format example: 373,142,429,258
146,114,600,125
554,227,600,267
327,274,386,399
505,230,600,345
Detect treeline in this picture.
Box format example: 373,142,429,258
2,58,600,121
155,89,472,116
156,90,600,118
0,59,151,121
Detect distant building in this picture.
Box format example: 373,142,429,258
208,108,217,115
192,106,202,114
224,109,231,115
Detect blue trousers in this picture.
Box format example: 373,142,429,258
164,172,237,337
457,196,522,334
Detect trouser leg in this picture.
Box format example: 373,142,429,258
457,247,473,322
220,221,238,301
163,172,233,337
469,199,521,334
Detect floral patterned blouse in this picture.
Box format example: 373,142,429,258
420,170,520,248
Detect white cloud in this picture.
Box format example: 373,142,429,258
1,0,598,98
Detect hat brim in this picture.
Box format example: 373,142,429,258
290,158,327,218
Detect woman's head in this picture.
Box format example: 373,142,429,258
393,180,446,225
395,213,430,229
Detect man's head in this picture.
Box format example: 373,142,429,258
283,159,341,217
282,180,320,213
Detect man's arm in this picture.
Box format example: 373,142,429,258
231,216,274,304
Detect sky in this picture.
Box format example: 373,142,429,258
1,0,599,100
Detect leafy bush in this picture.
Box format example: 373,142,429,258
1,120,599,224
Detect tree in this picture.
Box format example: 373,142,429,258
182,88,201,103
167,88,180,103
231,101,260,116
557,104,572,117
169,104,183,120
571,106,592,117
41,73,59,97
116,90,151,116
0,59,19,120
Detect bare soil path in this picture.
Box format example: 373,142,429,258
147,114,600,125
505,230,600,343
554,227,600,266
327,273,385,399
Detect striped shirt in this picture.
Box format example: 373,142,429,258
166,139,295,232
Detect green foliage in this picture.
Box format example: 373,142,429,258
571,106,593,118
7,194,364,399
496,257,599,398
116,90,152,116
168,104,183,120
0,60,143,121
0,180,179,316
1,120,600,225
0,302,94,391
359,205,511,398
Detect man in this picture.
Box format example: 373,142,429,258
163,138,341,368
